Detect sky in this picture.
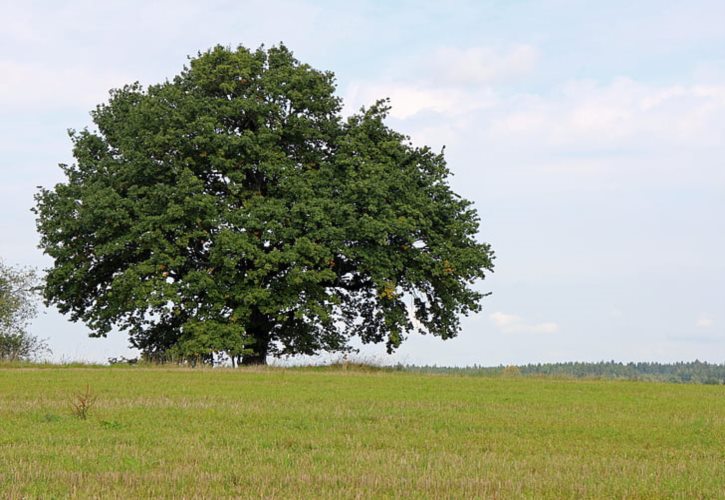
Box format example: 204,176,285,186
1,0,723,365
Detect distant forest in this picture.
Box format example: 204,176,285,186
404,361,725,384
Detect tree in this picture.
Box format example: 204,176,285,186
34,44,494,365
0,260,49,361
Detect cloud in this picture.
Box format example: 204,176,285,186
489,312,559,334
342,43,534,119
344,60,725,195
425,45,539,85
487,78,725,150
343,82,497,120
0,0,337,114
668,334,723,344
345,42,725,154
696,316,714,328
0,60,131,111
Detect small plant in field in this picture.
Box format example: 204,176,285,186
70,384,97,420
100,419,122,430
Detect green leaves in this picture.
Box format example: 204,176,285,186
35,44,494,365
0,260,48,361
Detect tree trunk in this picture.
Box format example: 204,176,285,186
241,308,270,366
241,349,267,366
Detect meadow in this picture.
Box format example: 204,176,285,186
0,365,723,498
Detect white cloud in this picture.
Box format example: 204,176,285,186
343,82,497,120
0,60,131,111
344,63,725,195
610,309,624,318
489,312,559,334
341,43,534,119
696,316,714,328
0,0,337,114
426,45,539,85
345,46,725,169
487,78,725,149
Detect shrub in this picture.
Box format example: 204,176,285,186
0,260,49,361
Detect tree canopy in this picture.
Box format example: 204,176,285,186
34,44,494,365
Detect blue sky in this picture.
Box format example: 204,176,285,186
1,0,723,364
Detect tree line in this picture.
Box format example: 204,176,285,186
404,361,725,384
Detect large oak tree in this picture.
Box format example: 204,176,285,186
35,44,494,365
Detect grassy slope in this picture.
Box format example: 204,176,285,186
0,366,722,498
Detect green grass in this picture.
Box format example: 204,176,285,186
0,365,723,498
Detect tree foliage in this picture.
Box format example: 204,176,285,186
0,260,49,361
34,44,494,365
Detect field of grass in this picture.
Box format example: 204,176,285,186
0,365,723,498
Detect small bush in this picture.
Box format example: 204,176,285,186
70,385,97,420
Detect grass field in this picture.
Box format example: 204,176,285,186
0,365,723,498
